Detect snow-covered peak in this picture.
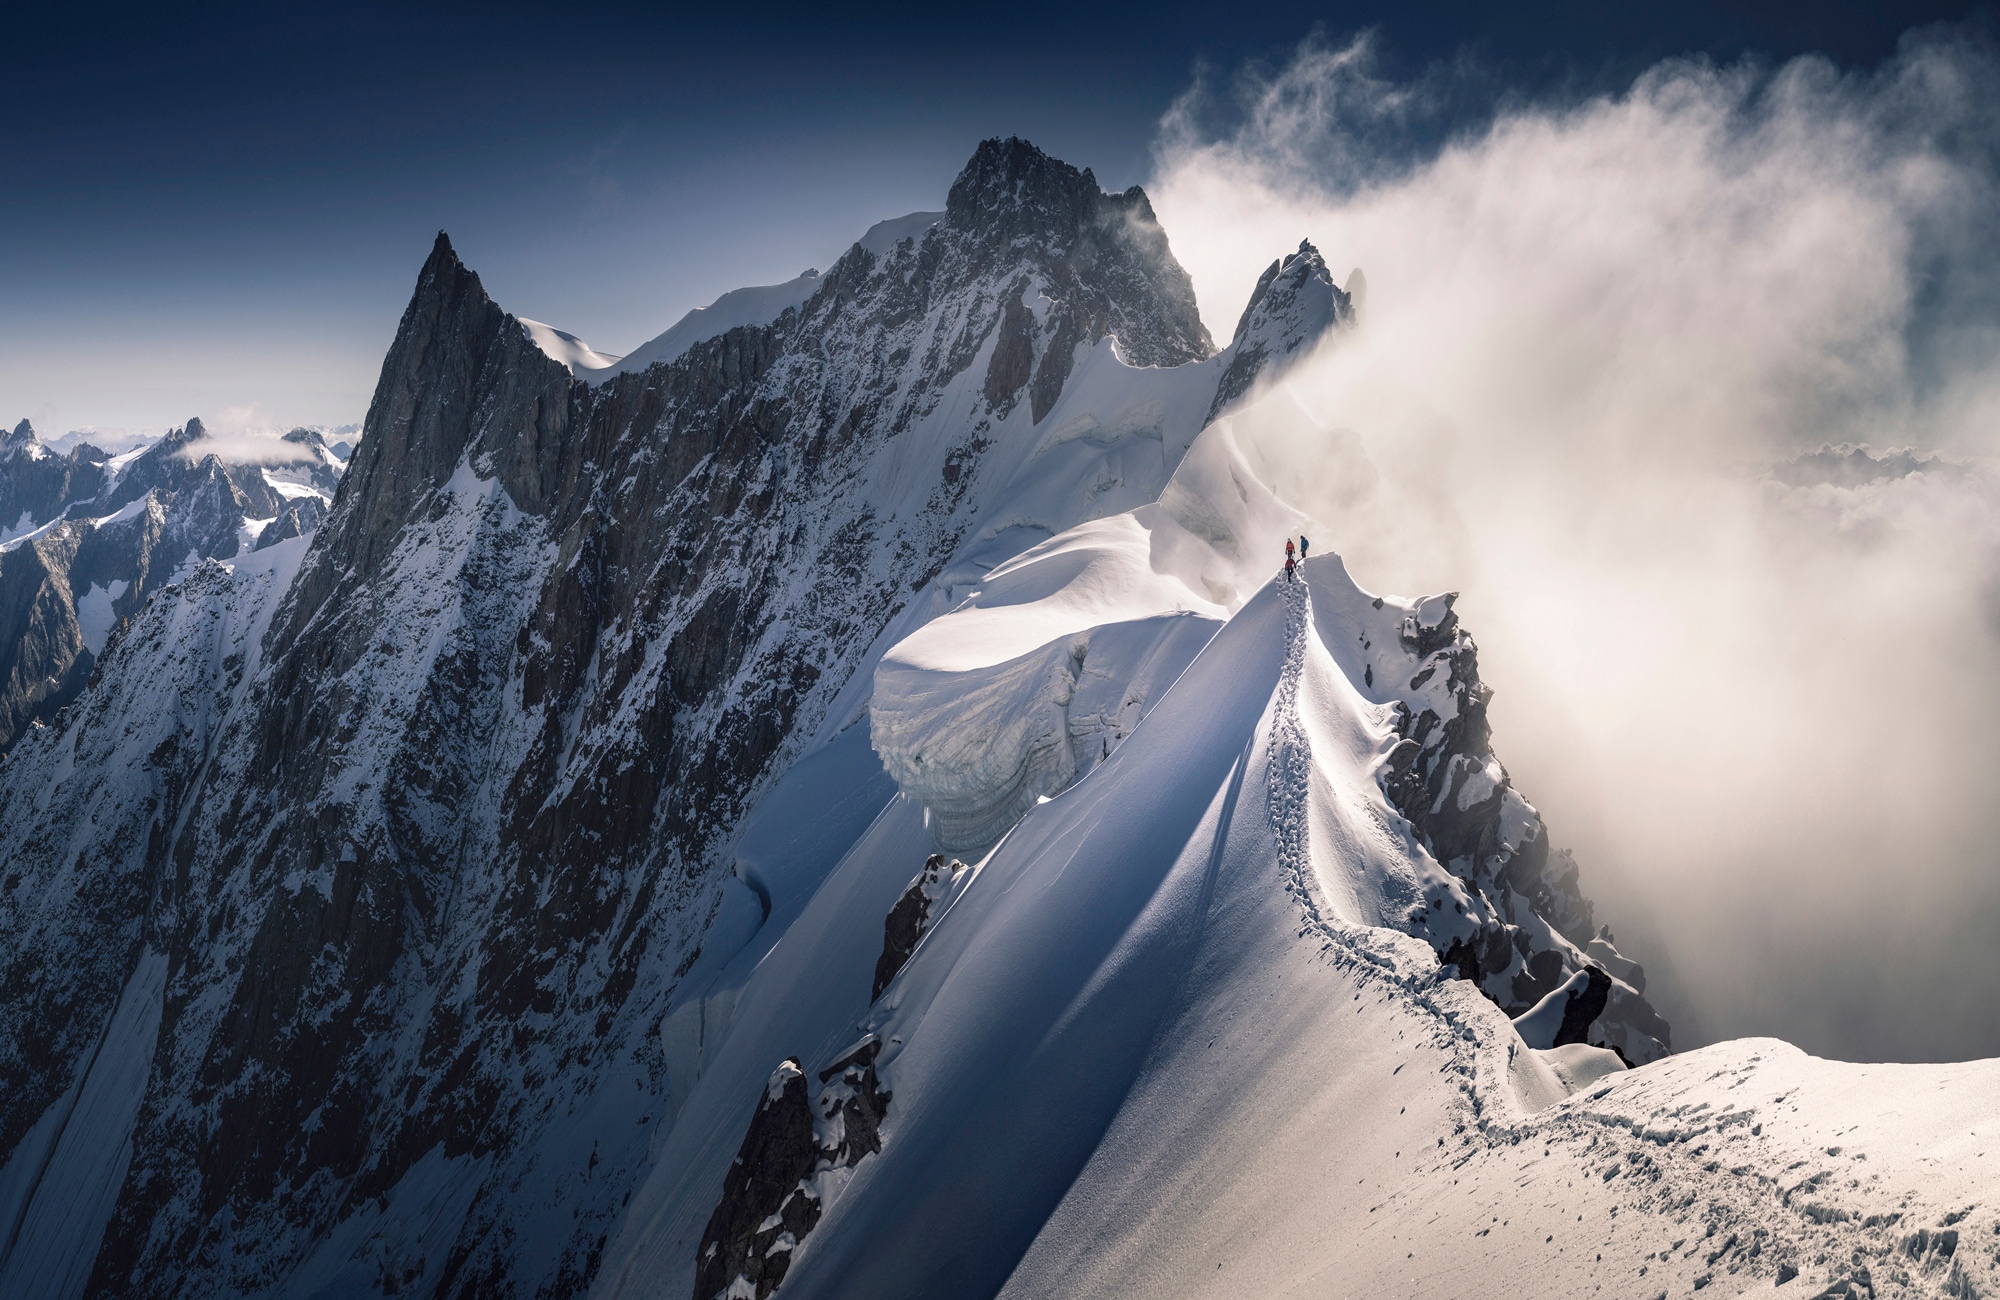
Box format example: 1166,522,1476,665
594,269,824,383
1,419,43,460
946,136,1129,249
1228,239,1345,349
856,210,945,255
1209,239,1352,421
518,317,623,378
936,138,1212,369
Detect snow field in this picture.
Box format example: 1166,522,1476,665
618,524,2000,1298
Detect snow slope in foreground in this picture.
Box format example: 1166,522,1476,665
603,527,1998,1300
587,228,1979,1296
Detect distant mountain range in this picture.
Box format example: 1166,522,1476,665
0,417,345,752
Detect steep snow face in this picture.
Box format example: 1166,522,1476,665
855,210,945,256
605,555,1989,1300
871,372,1665,1052
594,213,942,386
0,538,312,1297
0,138,1254,1298
602,271,825,381
867,242,1353,854
520,317,624,378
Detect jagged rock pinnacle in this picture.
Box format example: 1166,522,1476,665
1207,239,1352,423
937,136,1212,385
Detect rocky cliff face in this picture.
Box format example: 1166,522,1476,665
0,420,110,532
0,138,1223,1298
1208,241,1350,422
1375,592,1669,1063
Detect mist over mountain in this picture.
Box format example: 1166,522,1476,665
5,25,2000,1297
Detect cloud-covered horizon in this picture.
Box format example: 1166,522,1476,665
1150,28,2000,1062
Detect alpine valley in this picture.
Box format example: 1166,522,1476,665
2,139,1995,1300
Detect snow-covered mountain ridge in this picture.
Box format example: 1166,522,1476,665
2,134,1987,1300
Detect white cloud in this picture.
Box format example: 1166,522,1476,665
1151,29,2000,1061
177,402,318,464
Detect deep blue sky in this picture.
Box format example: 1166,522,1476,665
3,0,1983,433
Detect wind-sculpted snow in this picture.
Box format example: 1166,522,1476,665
9,128,1980,1300
871,515,1222,853
868,263,1354,858
611,549,1992,1299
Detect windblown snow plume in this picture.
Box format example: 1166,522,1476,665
1150,29,2000,1061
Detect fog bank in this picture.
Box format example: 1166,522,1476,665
1150,28,2000,1062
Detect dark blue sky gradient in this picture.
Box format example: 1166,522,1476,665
3,0,1984,431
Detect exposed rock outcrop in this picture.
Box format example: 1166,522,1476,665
1371,590,1670,1062
872,854,967,1001
1553,964,1613,1048
1208,240,1351,422
692,1043,891,1300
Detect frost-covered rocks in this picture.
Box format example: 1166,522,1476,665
1509,965,1612,1050
871,854,967,1000
1361,587,1669,1062
692,1044,890,1300
1207,240,1351,422
692,1060,818,1300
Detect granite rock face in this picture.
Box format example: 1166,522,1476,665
871,854,967,1002
691,1043,890,1300
1208,240,1351,422
1375,592,1670,1062
0,139,1224,1297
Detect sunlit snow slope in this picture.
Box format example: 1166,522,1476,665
608,541,2000,1300
6,135,1989,1300
601,367,1994,1298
